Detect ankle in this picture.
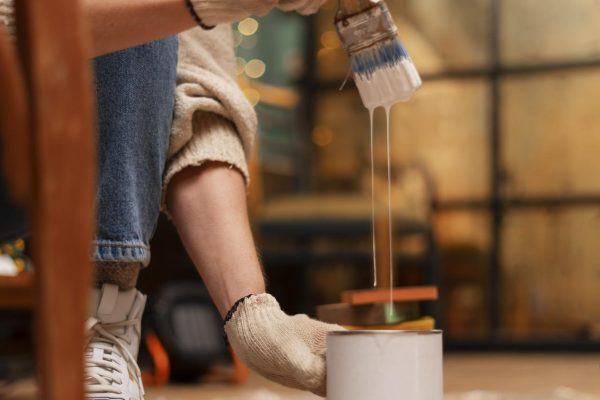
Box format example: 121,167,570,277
94,262,141,290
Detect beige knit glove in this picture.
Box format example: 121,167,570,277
190,0,278,26
224,294,343,397
190,0,327,26
276,0,328,15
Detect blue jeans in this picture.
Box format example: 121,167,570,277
0,37,178,266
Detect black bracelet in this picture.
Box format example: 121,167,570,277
184,0,216,30
224,294,254,326
223,294,254,344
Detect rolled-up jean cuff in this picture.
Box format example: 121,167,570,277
92,240,151,267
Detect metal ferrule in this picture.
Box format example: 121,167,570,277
335,2,397,55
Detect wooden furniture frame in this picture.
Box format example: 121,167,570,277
0,0,96,398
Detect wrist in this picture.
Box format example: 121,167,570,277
223,293,281,330
224,294,254,326
183,0,215,29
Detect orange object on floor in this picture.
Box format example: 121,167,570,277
229,346,250,385
142,332,170,387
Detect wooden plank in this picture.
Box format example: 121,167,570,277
0,273,35,309
316,302,419,325
343,316,436,331
15,0,96,399
341,285,439,305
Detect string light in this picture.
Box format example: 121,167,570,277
320,30,340,49
236,57,247,75
233,30,243,48
238,17,259,36
1,244,14,256
317,47,333,61
245,59,266,79
243,87,261,106
312,126,334,147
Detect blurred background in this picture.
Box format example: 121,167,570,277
234,0,600,347
2,0,600,397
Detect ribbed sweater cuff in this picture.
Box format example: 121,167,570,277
162,111,250,215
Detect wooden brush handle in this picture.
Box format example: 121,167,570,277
336,0,380,19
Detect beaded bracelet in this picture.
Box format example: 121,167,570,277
184,0,215,30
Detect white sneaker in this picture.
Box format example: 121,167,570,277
85,284,147,400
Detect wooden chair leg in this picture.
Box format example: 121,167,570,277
14,0,96,399
0,25,31,205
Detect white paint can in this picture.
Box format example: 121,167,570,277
327,330,443,400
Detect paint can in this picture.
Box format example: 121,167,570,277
327,330,443,400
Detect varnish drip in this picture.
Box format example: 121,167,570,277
368,108,377,288
384,105,393,309
366,104,395,312
358,59,421,319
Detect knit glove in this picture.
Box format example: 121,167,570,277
190,0,327,27
276,0,328,15
190,0,278,26
224,294,343,397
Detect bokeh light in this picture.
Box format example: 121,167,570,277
238,18,259,36
236,57,247,75
312,125,334,147
243,87,261,106
233,30,243,48
245,59,267,79
320,30,340,49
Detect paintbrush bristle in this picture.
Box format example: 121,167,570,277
352,54,422,108
350,38,409,79
335,0,422,106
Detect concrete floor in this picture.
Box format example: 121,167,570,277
4,354,600,399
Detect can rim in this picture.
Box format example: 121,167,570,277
328,329,443,336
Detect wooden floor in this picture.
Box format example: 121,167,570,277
444,353,600,395
4,354,600,399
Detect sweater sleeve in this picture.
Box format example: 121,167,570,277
162,25,257,212
0,1,257,213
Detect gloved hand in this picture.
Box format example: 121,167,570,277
190,0,278,27
224,293,343,397
190,0,327,27
277,0,329,15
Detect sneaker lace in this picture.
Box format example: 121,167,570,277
85,317,144,397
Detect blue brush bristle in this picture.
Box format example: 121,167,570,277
351,39,409,79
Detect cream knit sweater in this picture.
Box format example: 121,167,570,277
0,2,256,213
165,25,256,210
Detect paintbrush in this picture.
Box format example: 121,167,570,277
334,0,422,108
